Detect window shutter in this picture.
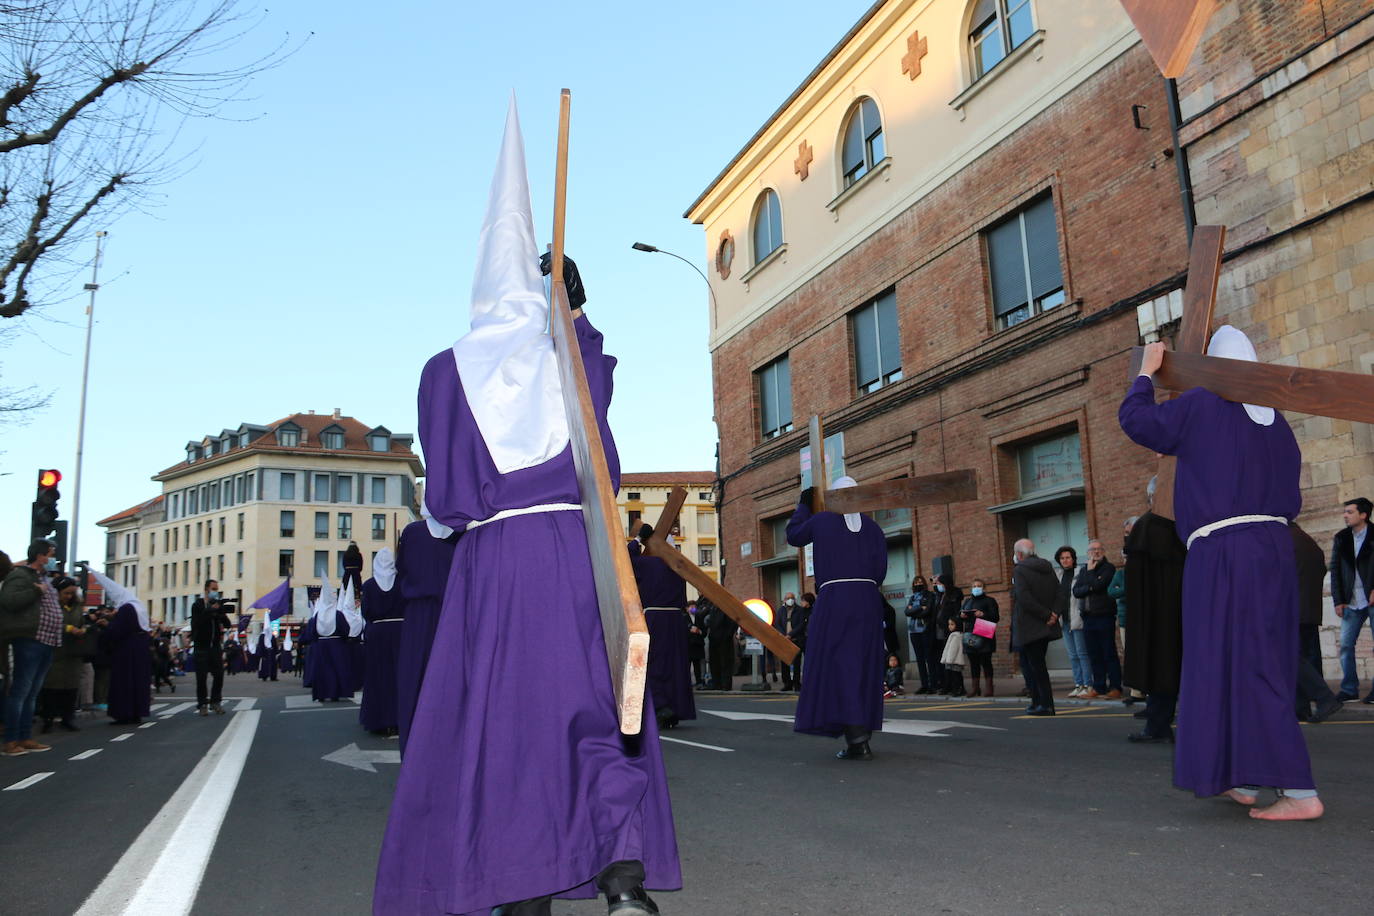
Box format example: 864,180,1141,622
776,356,792,428
853,303,878,387
987,217,1028,317
1024,196,1063,300
841,113,864,178
876,290,900,376
759,363,778,434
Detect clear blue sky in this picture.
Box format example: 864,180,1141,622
0,0,874,565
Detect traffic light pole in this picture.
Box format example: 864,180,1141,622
70,231,106,570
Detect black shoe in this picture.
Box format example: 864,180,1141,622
1362,693,1374,705
835,741,873,760
1122,695,1138,706
1335,691,1359,702
1127,730,1174,743
40,719,53,734
607,887,659,914
1027,707,1056,716
1133,709,1149,718
59,719,80,732
1310,697,1344,723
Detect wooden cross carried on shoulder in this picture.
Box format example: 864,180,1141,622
1129,225,1374,517
798,415,979,587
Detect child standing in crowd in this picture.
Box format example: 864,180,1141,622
941,617,966,696
883,654,904,698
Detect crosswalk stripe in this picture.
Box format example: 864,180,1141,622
3,772,53,791
158,702,198,719
70,749,102,760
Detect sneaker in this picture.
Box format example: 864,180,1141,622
197,706,209,717
1067,686,1082,698
19,739,51,752
211,703,226,715
1081,689,1102,699
1,742,28,757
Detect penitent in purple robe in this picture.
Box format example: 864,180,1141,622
1120,375,1313,796
299,620,316,686
395,520,457,753
374,316,680,915
632,550,696,723
100,604,151,723
257,635,278,680
309,612,358,702
787,502,888,738
360,577,406,732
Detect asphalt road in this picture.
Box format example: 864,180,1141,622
3,675,1372,915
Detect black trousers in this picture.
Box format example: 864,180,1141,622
1144,691,1177,736
194,647,224,707
1021,637,1055,711
909,630,934,689
708,635,735,690
967,651,994,680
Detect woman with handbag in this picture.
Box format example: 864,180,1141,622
959,578,1000,697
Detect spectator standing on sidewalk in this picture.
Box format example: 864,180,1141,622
1293,523,1342,723
1012,539,1062,716
39,577,86,733
904,576,938,694
1056,547,1089,698
1331,497,1373,703
1073,540,1122,699
190,584,231,716
1,539,61,757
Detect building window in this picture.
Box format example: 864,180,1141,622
188,489,198,514
315,512,329,539
371,476,386,503
209,482,220,510
321,426,345,450
338,512,353,540
279,550,295,577
195,522,202,548
698,546,715,567
235,476,245,503
279,472,296,500
236,552,243,577
969,0,1035,80
246,472,256,500
335,475,353,503
751,189,783,264
627,509,641,536
840,97,884,188
237,512,245,540
164,530,170,552
195,558,202,582
218,517,226,543
277,423,300,447
368,433,390,452
698,491,712,501
161,565,167,588
314,474,330,502
757,354,793,440
696,509,715,534
313,550,329,578
217,555,224,580
1017,432,1083,495
627,492,641,501
371,514,386,541
280,510,296,538
987,194,1065,329
852,288,902,393
171,563,177,587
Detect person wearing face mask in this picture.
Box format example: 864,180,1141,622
0,539,62,756
778,593,799,690
959,579,1000,697
38,577,86,733
904,576,938,694
190,580,231,715
932,574,963,695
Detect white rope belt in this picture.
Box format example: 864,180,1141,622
820,577,878,589
1186,514,1288,550
370,618,404,623
316,635,344,640
643,607,681,612
465,502,581,532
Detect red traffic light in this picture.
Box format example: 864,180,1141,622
38,469,61,488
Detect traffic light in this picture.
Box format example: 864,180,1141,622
31,468,62,541
52,520,68,566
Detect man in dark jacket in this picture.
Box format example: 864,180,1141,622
1331,497,1373,702
1,539,61,756
1122,477,1186,742
1011,539,1061,716
703,596,738,691
1072,540,1121,698
189,579,232,715
1294,524,1342,723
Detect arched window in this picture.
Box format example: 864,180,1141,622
840,97,884,188
969,0,1035,80
751,189,783,264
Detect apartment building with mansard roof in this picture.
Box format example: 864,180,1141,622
686,0,1197,672
97,409,422,623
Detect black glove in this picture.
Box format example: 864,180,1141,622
637,523,655,541
799,487,815,511
539,252,587,309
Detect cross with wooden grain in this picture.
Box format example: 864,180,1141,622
1129,224,1374,517
797,414,979,589
901,31,928,81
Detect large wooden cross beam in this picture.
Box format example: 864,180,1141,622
547,89,649,736
1128,225,1374,517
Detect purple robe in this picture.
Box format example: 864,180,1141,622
633,552,696,723
396,519,458,753
100,604,151,723
278,647,294,671
257,634,278,680
299,619,317,686
360,577,406,732
225,642,243,675
375,316,680,914
1119,375,1313,795
308,612,358,702
786,503,888,738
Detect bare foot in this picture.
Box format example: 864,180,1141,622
1223,789,1257,806
1249,796,1324,821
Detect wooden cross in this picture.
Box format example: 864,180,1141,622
1116,0,1218,78
547,89,649,735
1129,224,1374,517
641,488,799,664
797,414,979,588
901,30,928,81
793,140,813,181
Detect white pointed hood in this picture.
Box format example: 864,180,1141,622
338,580,364,637
314,577,338,638
450,94,569,473
1206,325,1275,425
91,569,150,631
832,476,863,533
372,548,397,592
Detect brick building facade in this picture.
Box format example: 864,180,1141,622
687,0,1195,672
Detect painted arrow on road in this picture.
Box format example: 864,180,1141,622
700,709,1003,737
322,743,402,772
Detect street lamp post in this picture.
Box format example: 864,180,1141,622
70,230,107,570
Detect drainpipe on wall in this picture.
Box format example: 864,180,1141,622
1165,77,1198,245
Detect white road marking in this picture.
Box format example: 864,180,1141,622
321,742,401,772
232,698,256,712
70,749,103,760
158,702,198,718
4,772,54,791
659,735,734,753
110,733,133,742
699,709,1004,737
150,704,170,712
284,693,356,709
75,710,261,916
139,722,157,729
